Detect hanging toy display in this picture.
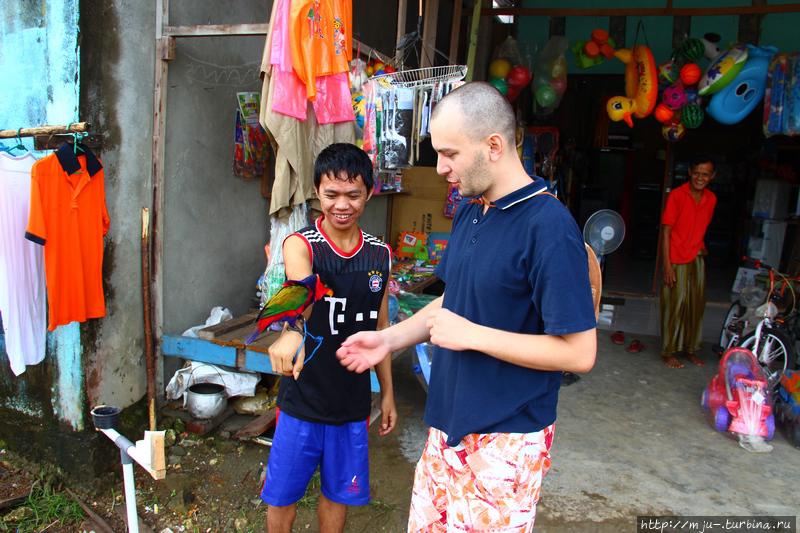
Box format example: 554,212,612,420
606,45,658,127
662,121,686,142
680,63,702,86
533,36,569,114
707,45,777,125
681,104,705,129
505,64,532,103
763,52,800,137
698,43,749,96
488,38,533,103
572,28,616,69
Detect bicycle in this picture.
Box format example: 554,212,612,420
717,257,799,390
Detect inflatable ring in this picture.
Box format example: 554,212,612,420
699,44,748,96
606,45,658,127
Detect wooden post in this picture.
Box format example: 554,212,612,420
151,0,170,407
549,17,566,38
421,0,440,67
738,0,765,44
672,16,691,51
653,142,674,295
141,208,155,431
609,16,626,49
449,0,463,63
396,0,408,62
465,0,482,81
474,0,492,82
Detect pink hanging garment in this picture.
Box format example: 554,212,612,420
313,72,355,124
270,0,309,120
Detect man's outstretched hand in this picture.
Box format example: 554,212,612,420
336,331,391,373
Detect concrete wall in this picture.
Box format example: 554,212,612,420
162,1,272,335
78,0,155,410
0,0,86,431
2,0,399,453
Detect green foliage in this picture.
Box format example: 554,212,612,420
0,481,85,532
296,470,321,509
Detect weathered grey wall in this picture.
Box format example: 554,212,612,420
162,0,272,335
80,0,155,409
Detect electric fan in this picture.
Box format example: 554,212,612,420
583,209,625,268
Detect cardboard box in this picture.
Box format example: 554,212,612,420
390,167,454,244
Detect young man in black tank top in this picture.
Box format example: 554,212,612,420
260,143,397,533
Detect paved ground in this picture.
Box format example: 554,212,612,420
375,319,799,532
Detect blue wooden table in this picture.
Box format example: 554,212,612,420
161,315,380,392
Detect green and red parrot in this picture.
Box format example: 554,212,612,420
246,274,333,344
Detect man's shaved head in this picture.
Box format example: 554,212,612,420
432,81,516,147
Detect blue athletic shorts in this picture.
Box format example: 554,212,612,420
260,410,370,506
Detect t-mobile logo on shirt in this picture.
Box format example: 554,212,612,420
324,296,378,335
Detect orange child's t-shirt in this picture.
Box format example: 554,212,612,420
25,145,110,331
289,0,352,100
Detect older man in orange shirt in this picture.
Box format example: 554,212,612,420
660,157,717,368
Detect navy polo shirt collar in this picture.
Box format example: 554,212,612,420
55,143,103,177
491,178,548,210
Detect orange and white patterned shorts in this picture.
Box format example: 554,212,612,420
408,425,555,532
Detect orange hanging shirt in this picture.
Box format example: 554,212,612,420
289,0,352,100
25,144,110,330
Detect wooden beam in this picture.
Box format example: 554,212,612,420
449,0,463,63
164,23,269,37
421,0,440,67
0,122,90,138
482,4,800,16
162,22,393,64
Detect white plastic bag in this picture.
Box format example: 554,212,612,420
181,306,233,338
165,361,260,400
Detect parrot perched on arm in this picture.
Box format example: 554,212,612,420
245,274,333,344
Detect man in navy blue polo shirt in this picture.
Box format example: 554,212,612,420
337,81,597,531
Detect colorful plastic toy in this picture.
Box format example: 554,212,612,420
662,121,686,142
681,104,705,129
707,45,777,125
701,347,775,442
699,43,749,96
606,45,658,127
680,63,702,85
775,370,800,447
663,82,688,110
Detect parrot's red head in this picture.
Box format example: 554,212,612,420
289,274,333,301
312,275,334,301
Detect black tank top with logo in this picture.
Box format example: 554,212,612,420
277,217,391,424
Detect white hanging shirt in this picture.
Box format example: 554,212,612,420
0,152,46,375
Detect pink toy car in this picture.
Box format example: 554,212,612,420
702,347,775,440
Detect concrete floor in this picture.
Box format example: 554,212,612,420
378,304,800,532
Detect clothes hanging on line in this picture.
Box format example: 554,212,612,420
260,0,355,219
362,79,462,170
269,0,354,123
0,152,46,375
26,143,110,331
